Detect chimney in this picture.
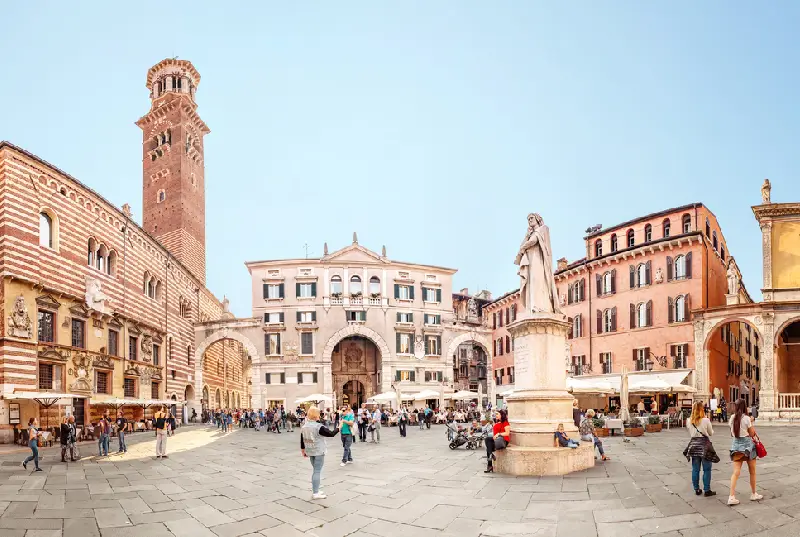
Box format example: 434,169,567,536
557,257,568,271
460,288,469,296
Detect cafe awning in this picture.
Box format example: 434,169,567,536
5,392,86,405
567,370,695,394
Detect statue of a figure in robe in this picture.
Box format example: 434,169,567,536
514,213,562,317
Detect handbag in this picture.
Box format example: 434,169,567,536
687,424,720,463
494,436,507,450
754,435,767,458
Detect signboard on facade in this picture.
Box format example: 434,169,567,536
9,403,20,425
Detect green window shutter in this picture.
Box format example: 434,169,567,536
312,311,316,322
435,315,441,324
264,313,269,323
262,284,268,299
296,311,301,322
410,371,416,382
409,312,414,323
409,285,415,300
279,312,284,323
265,373,271,384
296,283,301,297
436,336,442,354
436,289,442,302
395,370,401,381
312,372,318,384
280,373,285,384
279,283,285,298
276,333,281,351
264,334,269,353
394,284,400,299
311,282,317,297
396,312,401,322
297,372,301,383
396,333,401,352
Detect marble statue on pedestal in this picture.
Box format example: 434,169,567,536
727,258,742,296
514,213,562,317
761,178,771,204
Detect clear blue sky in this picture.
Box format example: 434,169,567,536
2,3,798,317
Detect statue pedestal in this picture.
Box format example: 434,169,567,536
725,293,740,306
494,313,595,476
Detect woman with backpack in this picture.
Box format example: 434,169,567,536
728,398,763,505
685,401,716,497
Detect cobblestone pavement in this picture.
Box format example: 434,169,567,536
0,423,799,536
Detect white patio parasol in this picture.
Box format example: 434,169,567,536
451,390,479,400
410,389,440,401
295,394,332,404
619,366,631,423
367,392,397,403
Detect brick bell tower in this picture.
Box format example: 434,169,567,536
136,58,210,283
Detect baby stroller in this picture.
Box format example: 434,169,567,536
466,431,484,450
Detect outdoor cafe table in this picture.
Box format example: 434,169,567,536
604,418,623,435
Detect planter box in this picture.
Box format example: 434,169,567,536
645,424,662,433
624,427,644,437
595,428,609,437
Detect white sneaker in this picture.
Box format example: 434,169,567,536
727,496,740,506
750,493,763,501
346,461,353,465
311,492,327,500
340,462,346,467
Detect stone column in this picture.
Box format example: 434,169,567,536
761,223,772,291
494,313,594,476
693,320,710,403
759,313,776,412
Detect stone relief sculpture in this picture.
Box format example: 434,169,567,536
70,353,93,392
344,343,364,371
727,258,742,295
654,268,664,284
468,297,478,316
85,276,110,315
761,178,771,204
414,335,425,359
7,295,32,338
140,334,153,362
514,213,562,317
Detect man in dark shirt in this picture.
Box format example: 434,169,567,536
116,411,127,454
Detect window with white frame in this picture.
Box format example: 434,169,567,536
397,285,411,300
426,336,441,356
265,373,285,384
572,314,582,338
265,284,282,299
397,312,413,323
265,333,281,355
637,263,648,287
330,275,342,295
424,314,441,325
298,371,318,384
264,312,282,324
298,283,314,298
603,309,614,333
675,255,687,279
39,211,55,249
298,311,314,323
397,370,414,382
424,287,439,302
637,303,647,328
672,344,688,368
602,271,613,294
347,310,366,322
300,332,314,355
369,276,380,295
600,352,612,373
674,295,686,322
635,348,648,371
682,214,691,233
350,276,362,295
397,333,412,354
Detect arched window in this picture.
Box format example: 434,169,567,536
603,309,613,333
595,239,603,257
96,244,108,272
705,218,710,238
637,263,647,287
330,275,342,295
637,303,647,328
215,389,221,406
675,255,687,279
610,234,618,253
602,272,612,294
154,280,162,301
157,190,166,203
349,275,362,295
369,276,381,295
87,238,97,266
682,214,691,233
644,224,652,243
143,271,151,296
720,246,726,261
674,295,686,322
626,229,635,248
107,250,117,275
662,218,671,238
572,315,582,338
39,211,54,248
712,230,718,251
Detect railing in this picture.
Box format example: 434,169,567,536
330,296,343,305
350,296,363,305
368,298,381,306
778,393,800,410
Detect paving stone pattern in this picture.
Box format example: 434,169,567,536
0,423,798,536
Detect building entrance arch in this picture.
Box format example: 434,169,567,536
342,380,366,409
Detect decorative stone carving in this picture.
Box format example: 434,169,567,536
761,178,771,204
381,245,387,257
140,334,153,362
222,296,230,313
468,297,478,316
93,355,113,370
414,335,425,360
38,346,70,363
344,342,364,371
125,365,140,377
761,222,772,290
564,340,571,372
7,295,32,338
85,276,110,314
283,341,299,361
514,213,561,317
727,258,742,296
654,268,664,284
559,293,566,307
70,353,93,392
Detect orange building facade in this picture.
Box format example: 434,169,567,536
484,289,520,400
554,203,745,410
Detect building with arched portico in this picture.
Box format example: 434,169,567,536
243,237,492,410
693,181,800,421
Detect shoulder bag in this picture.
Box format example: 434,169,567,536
754,435,767,458
689,424,720,463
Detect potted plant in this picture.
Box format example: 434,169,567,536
623,420,644,437
331,292,343,299
350,291,362,298
370,292,381,299
645,414,662,433
592,417,609,437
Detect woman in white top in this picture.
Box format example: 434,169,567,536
728,398,762,505
22,418,42,471
686,401,715,496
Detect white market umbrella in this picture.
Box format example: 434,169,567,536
451,390,478,400
367,392,397,403
295,394,332,404
411,390,440,401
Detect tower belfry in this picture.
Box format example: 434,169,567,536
136,58,210,283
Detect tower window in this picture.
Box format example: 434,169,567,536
157,190,166,203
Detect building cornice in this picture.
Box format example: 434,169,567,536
752,202,800,222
